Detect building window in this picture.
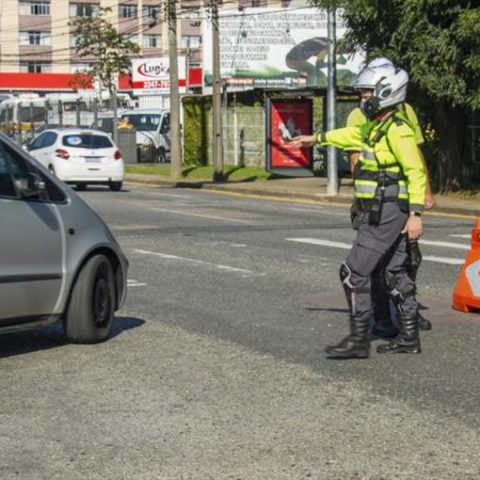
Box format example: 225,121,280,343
181,35,201,49
69,3,99,17
143,35,161,48
185,7,201,26
19,31,51,46
20,62,52,73
126,34,139,44
19,2,51,16
119,5,137,19
143,5,160,19
70,63,91,73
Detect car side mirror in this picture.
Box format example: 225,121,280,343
15,172,46,198
24,143,32,151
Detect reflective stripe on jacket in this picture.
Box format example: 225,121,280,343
316,114,426,211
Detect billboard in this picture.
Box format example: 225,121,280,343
203,6,364,89
131,57,186,94
266,98,313,174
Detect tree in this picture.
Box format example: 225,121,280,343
310,0,480,191
70,7,140,143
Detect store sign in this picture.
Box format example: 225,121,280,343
203,6,364,89
266,98,313,174
131,57,186,94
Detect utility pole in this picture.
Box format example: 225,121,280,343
185,37,190,92
211,0,224,182
167,0,182,179
326,8,338,195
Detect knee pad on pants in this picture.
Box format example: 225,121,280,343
340,262,356,314
340,262,353,288
384,271,415,306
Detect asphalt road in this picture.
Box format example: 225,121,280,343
1,184,479,480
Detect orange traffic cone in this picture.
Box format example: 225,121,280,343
452,218,480,312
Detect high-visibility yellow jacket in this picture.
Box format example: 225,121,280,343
317,111,426,212
346,103,424,146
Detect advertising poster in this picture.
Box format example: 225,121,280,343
266,98,313,173
203,7,364,89
131,57,186,94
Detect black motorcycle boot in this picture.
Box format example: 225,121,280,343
418,311,432,331
325,315,370,359
377,316,421,354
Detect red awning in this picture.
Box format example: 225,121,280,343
0,69,203,92
0,72,92,90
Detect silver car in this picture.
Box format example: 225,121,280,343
0,132,127,343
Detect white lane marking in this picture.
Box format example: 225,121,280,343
127,279,147,287
450,234,471,239
422,256,465,265
289,206,325,212
286,238,351,249
286,238,466,266
200,240,247,248
134,249,265,277
150,207,250,223
419,239,469,250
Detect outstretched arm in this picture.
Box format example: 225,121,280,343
287,135,317,148
289,126,364,151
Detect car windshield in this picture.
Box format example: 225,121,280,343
122,114,161,131
62,134,113,149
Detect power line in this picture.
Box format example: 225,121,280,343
0,0,322,68
0,0,309,36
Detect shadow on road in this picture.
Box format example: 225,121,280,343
305,307,349,313
110,316,145,338
0,316,145,359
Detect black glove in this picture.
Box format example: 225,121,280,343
407,240,422,280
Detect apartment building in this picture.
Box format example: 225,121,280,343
0,0,288,77
0,0,208,75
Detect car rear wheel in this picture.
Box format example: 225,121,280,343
109,181,122,191
64,254,116,344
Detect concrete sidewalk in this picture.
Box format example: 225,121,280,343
125,173,480,217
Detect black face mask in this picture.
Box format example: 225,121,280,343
361,97,381,120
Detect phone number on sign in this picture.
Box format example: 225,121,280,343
142,80,170,89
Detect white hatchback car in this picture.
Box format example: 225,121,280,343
28,128,124,191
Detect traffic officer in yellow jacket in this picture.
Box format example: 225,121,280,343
346,58,435,339
289,60,426,358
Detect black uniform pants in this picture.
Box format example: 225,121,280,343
344,202,418,322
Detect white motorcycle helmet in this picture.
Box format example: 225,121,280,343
352,57,409,119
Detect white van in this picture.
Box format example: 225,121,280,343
120,109,170,162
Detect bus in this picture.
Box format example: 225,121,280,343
0,93,133,143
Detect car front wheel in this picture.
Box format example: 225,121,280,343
64,254,116,344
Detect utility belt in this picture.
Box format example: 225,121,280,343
352,189,408,227
356,196,401,209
